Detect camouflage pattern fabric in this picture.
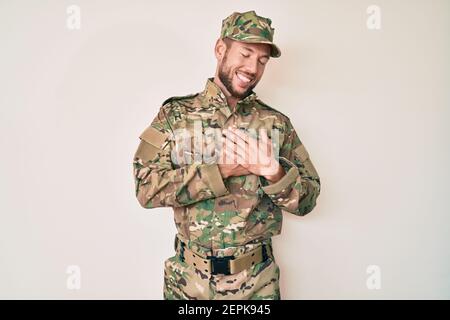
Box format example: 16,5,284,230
132,78,321,299
163,234,280,300
221,10,281,58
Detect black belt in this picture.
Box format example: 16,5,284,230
174,236,270,275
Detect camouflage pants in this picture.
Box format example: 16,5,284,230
163,235,281,300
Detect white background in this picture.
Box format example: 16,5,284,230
0,0,449,299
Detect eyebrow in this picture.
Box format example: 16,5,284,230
242,46,270,59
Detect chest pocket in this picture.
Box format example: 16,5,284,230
243,111,286,154
172,113,222,166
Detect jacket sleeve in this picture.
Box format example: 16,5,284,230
133,106,229,208
260,119,321,216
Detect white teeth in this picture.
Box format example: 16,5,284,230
236,72,251,83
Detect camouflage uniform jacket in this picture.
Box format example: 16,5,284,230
133,78,321,249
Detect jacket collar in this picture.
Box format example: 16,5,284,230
201,77,257,109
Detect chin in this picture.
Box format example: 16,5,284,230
232,81,250,97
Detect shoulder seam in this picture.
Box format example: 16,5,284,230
256,98,291,121
161,92,200,107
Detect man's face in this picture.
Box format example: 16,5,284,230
218,39,271,99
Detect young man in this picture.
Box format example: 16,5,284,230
133,10,321,300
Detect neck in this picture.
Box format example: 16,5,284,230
213,76,238,111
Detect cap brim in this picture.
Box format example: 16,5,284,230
226,37,281,58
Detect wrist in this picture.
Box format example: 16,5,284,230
218,164,228,179
264,163,285,183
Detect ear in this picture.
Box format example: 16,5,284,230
214,38,227,61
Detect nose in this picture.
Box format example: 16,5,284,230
242,57,258,76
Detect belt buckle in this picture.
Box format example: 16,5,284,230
207,255,235,275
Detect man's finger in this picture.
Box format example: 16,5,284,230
231,128,253,144
223,144,238,164
225,135,248,159
236,165,251,174
235,151,249,166
224,128,249,146
233,128,260,155
260,129,268,144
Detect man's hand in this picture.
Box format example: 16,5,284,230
217,163,251,179
222,127,285,183
217,135,251,178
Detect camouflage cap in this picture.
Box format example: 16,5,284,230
220,10,281,58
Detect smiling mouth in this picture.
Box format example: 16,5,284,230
235,72,254,86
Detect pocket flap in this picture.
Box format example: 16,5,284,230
139,126,170,148
293,144,310,162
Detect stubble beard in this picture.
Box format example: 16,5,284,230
218,53,256,99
